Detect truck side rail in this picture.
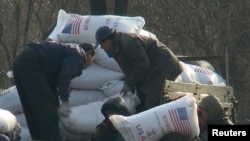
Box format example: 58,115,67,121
162,80,236,123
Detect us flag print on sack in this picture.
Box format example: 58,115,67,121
62,14,82,34
110,95,200,141
168,107,192,136
193,66,213,76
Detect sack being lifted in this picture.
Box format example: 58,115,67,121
48,9,145,44
110,95,199,141
59,94,140,135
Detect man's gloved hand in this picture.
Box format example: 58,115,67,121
58,102,71,117
12,123,21,141
120,83,132,96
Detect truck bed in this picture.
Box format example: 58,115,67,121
162,80,236,123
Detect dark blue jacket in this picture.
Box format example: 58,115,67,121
26,41,87,101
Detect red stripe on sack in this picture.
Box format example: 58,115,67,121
168,109,191,136
72,16,81,34
169,109,182,133
194,66,213,76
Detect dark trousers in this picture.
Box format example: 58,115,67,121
89,0,128,15
12,48,60,141
136,71,167,113
136,65,182,113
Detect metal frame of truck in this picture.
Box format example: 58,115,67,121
162,80,237,123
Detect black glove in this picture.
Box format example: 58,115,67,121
101,120,125,141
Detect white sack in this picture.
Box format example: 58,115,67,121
94,45,123,72
175,61,200,83
49,9,145,43
100,79,125,97
16,88,107,127
68,89,106,107
59,95,138,134
16,113,93,141
0,109,17,133
110,95,199,141
100,80,141,113
139,29,157,39
19,123,91,141
59,100,104,134
71,62,125,90
59,123,92,141
187,64,226,85
0,86,22,114
0,86,106,115
122,92,141,115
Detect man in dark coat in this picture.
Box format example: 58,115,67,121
95,26,183,112
12,41,95,141
197,94,234,141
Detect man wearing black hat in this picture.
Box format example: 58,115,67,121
94,26,183,113
91,97,130,141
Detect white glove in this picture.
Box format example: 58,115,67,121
58,103,71,117
11,123,21,141
120,84,132,96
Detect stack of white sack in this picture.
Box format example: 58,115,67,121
1,9,225,141
0,86,107,116
175,61,226,86
0,9,148,141
59,92,140,135
1,43,226,141
0,64,139,141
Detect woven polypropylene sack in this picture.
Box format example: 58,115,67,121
49,9,145,44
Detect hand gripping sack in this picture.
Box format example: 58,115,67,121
59,94,138,134
109,95,200,141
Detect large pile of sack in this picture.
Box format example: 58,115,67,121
0,9,226,141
